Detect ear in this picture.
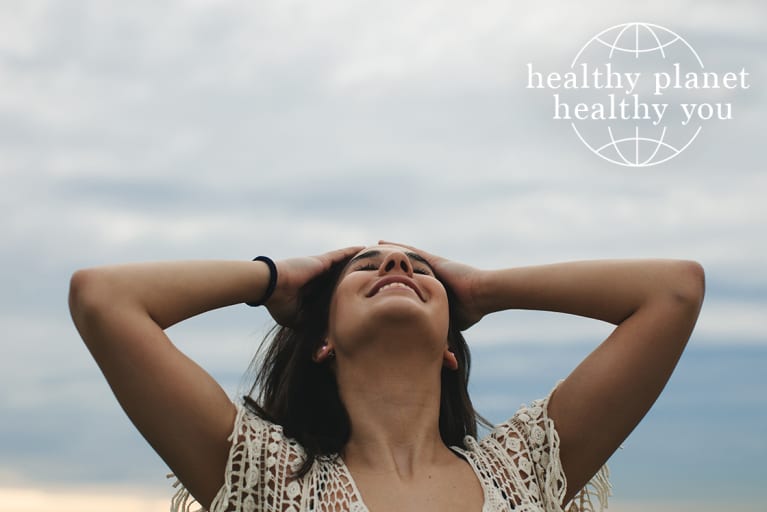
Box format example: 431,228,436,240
443,348,458,371
313,341,335,363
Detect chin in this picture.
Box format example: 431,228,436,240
367,297,436,320
329,297,449,348
355,304,447,341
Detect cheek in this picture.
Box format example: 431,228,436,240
327,293,343,329
327,276,362,337
432,288,451,336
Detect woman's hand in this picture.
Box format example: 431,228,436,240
378,240,487,330
266,246,364,326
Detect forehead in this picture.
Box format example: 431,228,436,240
354,244,408,257
350,244,420,265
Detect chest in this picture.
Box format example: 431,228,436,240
349,459,485,512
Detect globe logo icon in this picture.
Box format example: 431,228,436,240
566,22,705,167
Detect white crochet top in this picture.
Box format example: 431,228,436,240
170,382,611,512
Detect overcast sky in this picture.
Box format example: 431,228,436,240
1,1,765,511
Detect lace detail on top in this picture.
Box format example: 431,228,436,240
452,380,611,511
170,381,611,512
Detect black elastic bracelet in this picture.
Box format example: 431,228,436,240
246,256,278,307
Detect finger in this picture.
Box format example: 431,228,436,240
323,245,366,263
338,245,366,257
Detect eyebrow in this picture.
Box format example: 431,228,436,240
348,250,434,273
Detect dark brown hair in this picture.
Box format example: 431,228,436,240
243,256,487,477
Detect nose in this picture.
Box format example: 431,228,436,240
378,251,413,277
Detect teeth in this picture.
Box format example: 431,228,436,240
377,282,413,293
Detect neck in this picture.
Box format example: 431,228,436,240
335,342,452,478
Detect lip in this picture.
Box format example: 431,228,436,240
367,276,425,302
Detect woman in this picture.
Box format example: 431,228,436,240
68,242,705,512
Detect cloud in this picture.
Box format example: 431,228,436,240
607,500,763,512
0,487,169,512
0,0,764,505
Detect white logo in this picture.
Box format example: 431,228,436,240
526,22,750,167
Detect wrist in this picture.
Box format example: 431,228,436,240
471,268,502,315
245,256,278,307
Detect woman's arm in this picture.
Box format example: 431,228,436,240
69,260,271,507
377,243,705,506
68,247,362,508
473,259,705,504
475,258,704,324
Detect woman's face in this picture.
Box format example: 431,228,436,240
325,244,450,359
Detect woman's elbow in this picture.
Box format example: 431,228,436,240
68,268,111,326
672,260,706,307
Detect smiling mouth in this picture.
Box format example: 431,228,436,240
374,282,417,295
368,278,424,301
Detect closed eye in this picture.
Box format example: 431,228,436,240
353,263,431,275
